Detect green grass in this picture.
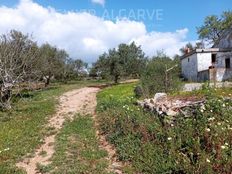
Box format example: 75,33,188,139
98,83,136,100
97,83,232,174
49,115,109,174
171,87,232,98
0,80,105,173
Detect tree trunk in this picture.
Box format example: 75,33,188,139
45,77,50,87
0,88,12,110
114,75,119,84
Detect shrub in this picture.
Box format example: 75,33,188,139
140,55,182,97
134,85,143,98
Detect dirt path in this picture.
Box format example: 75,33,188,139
16,87,123,174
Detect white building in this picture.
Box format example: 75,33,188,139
181,30,232,82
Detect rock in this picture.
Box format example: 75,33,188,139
144,102,155,111
150,99,155,104
144,99,150,104
111,162,122,169
166,109,178,116
137,101,145,107
137,92,208,126
154,93,167,103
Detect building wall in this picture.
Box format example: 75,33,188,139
216,52,232,68
181,51,232,82
197,52,212,72
215,68,232,81
181,54,198,81
198,70,209,82
215,52,232,81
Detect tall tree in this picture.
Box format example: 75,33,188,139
197,11,232,43
118,42,147,77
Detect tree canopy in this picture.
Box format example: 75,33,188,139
0,30,88,109
197,11,232,44
92,42,147,83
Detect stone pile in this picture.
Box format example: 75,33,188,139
137,93,205,117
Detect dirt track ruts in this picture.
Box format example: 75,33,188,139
16,86,123,174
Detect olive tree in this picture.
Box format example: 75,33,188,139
0,30,40,109
92,42,147,83
39,44,68,86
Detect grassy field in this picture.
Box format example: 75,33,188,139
0,80,104,173
97,83,232,173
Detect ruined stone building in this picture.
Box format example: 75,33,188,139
181,29,232,82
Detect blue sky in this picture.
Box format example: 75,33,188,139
0,0,231,62
1,0,231,40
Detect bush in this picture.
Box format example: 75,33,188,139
141,55,182,97
134,85,143,98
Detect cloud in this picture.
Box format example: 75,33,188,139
91,0,105,6
134,29,190,57
0,0,191,63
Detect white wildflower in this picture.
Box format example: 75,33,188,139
200,105,206,111
225,143,229,146
167,137,172,141
206,158,210,163
217,122,222,126
205,128,210,132
3,148,9,151
221,145,227,149
210,110,213,113
208,117,215,121
222,104,226,107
